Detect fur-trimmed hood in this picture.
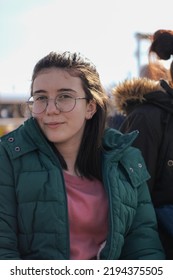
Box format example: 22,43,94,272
112,78,173,115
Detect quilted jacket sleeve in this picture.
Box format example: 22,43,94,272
0,144,21,259
120,179,165,260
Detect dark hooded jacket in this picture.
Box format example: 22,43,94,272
113,78,173,205
113,78,173,259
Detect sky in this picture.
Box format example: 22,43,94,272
0,0,173,100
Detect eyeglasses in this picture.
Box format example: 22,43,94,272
27,94,89,114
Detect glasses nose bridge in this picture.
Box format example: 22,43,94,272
46,97,60,112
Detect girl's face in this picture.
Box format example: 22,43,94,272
32,68,96,150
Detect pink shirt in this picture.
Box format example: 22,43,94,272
63,172,108,260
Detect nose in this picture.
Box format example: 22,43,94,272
46,99,60,114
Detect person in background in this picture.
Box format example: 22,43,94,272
149,29,173,62
139,61,170,81
112,29,173,259
0,51,164,260
107,61,170,130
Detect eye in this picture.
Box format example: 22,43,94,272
34,95,48,102
58,94,73,100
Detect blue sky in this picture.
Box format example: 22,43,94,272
0,0,172,98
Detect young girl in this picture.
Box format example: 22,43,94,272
0,51,164,260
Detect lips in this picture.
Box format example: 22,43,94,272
45,121,65,128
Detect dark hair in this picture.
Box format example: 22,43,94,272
31,51,108,181
149,29,173,60
149,29,173,82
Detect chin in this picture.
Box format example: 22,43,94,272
46,133,65,144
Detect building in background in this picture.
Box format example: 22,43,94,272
0,93,28,136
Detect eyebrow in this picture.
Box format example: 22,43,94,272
33,88,77,95
33,89,47,95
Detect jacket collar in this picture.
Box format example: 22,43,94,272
2,118,139,162
1,118,56,160
102,128,139,160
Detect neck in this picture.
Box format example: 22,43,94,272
54,142,80,176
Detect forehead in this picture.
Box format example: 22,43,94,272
33,68,83,90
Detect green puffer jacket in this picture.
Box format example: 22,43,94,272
0,118,165,260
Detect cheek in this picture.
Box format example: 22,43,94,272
32,114,43,127
67,109,87,129
74,104,88,118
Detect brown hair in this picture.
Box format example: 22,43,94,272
149,29,173,81
31,51,108,180
139,62,170,81
149,29,173,60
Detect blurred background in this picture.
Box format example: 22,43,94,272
0,0,172,135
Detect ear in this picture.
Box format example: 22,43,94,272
85,100,97,120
